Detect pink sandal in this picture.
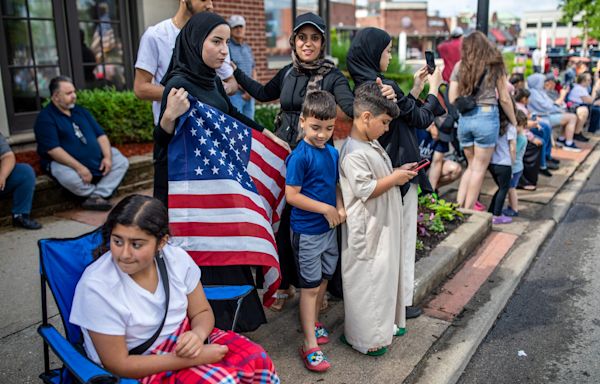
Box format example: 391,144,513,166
315,322,330,344
299,346,330,372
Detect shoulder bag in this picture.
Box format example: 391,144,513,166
453,69,488,114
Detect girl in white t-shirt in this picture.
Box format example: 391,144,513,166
70,194,280,383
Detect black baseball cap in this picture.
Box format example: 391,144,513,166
293,12,326,34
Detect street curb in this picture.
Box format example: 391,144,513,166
406,143,600,384
414,210,492,305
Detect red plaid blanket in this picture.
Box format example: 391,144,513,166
140,318,280,384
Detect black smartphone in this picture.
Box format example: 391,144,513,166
425,51,435,74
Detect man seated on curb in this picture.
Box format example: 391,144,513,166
0,133,42,229
417,123,462,192
33,76,129,211
527,73,581,152
545,73,589,143
567,73,600,136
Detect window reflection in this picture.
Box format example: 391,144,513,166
265,0,293,69
37,67,60,98
28,0,53,18
4,20,32,66
31,20,58,65
297,0,318,14
77,0,119,21
11,68,36,113
76,1,124,90
0,0,27,17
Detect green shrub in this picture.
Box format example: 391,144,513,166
504,52,534,77
254,104,279,132
74,88,153,144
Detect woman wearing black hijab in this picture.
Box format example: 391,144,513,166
347,27,445,319
154,12,287,332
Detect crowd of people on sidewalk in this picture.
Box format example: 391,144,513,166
2,0,599,382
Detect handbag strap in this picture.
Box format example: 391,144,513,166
129,252,170,355
472,69,488,96
439,83,459,120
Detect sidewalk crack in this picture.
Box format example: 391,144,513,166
0,314,61,341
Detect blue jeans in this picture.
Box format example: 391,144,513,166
530,121,552,168
458,105,500,148
230,92,255,119
0,163,36,215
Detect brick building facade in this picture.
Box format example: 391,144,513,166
214,0,277,83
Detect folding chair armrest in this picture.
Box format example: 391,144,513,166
38,325,138,384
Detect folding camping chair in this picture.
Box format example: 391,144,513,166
37,229,253,384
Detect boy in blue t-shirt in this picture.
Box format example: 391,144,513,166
285,91,345,372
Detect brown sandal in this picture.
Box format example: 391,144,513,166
268,288,296,312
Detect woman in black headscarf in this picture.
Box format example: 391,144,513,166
154,12,287,332
347,27,446,319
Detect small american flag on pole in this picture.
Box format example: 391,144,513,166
168,97,286,307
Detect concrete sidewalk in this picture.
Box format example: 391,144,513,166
0,138,598,384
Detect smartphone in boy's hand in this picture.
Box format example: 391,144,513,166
411,159,431,172
425,51,435,75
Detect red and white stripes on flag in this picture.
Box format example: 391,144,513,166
167,99,287,307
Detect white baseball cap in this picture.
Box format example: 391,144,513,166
228,15,246,28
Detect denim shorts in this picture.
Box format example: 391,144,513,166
457,105,500,148
547,113,563,127
510,170,523,189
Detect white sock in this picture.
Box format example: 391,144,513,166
566,140,573,145
558,136,565,141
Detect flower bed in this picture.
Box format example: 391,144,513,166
416,193,466,261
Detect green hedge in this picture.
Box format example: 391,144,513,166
254,104,279,132
73,88,154,144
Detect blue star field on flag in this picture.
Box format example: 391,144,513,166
170,99,258,194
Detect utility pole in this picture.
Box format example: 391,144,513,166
476,0,489,34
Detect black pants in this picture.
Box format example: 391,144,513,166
256,204,299,291
488,164,512,216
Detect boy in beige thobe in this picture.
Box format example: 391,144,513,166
339,82,418,355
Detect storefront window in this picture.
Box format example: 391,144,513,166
1,0,59,113
1,0,135,134
76,0,126,89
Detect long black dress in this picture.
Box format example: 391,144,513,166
153,13,267,332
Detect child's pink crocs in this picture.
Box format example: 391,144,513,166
299,346,330,372
315,322,330,344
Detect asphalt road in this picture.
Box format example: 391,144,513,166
458,162,600,383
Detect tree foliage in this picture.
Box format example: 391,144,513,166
560,0,600,40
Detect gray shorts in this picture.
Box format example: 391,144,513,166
291,229,339,289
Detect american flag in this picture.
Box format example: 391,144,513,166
167,97,287,307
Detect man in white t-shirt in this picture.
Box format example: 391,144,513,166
531,48,543,73
134,0,238,125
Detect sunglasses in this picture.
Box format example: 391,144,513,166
72,122,87,145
